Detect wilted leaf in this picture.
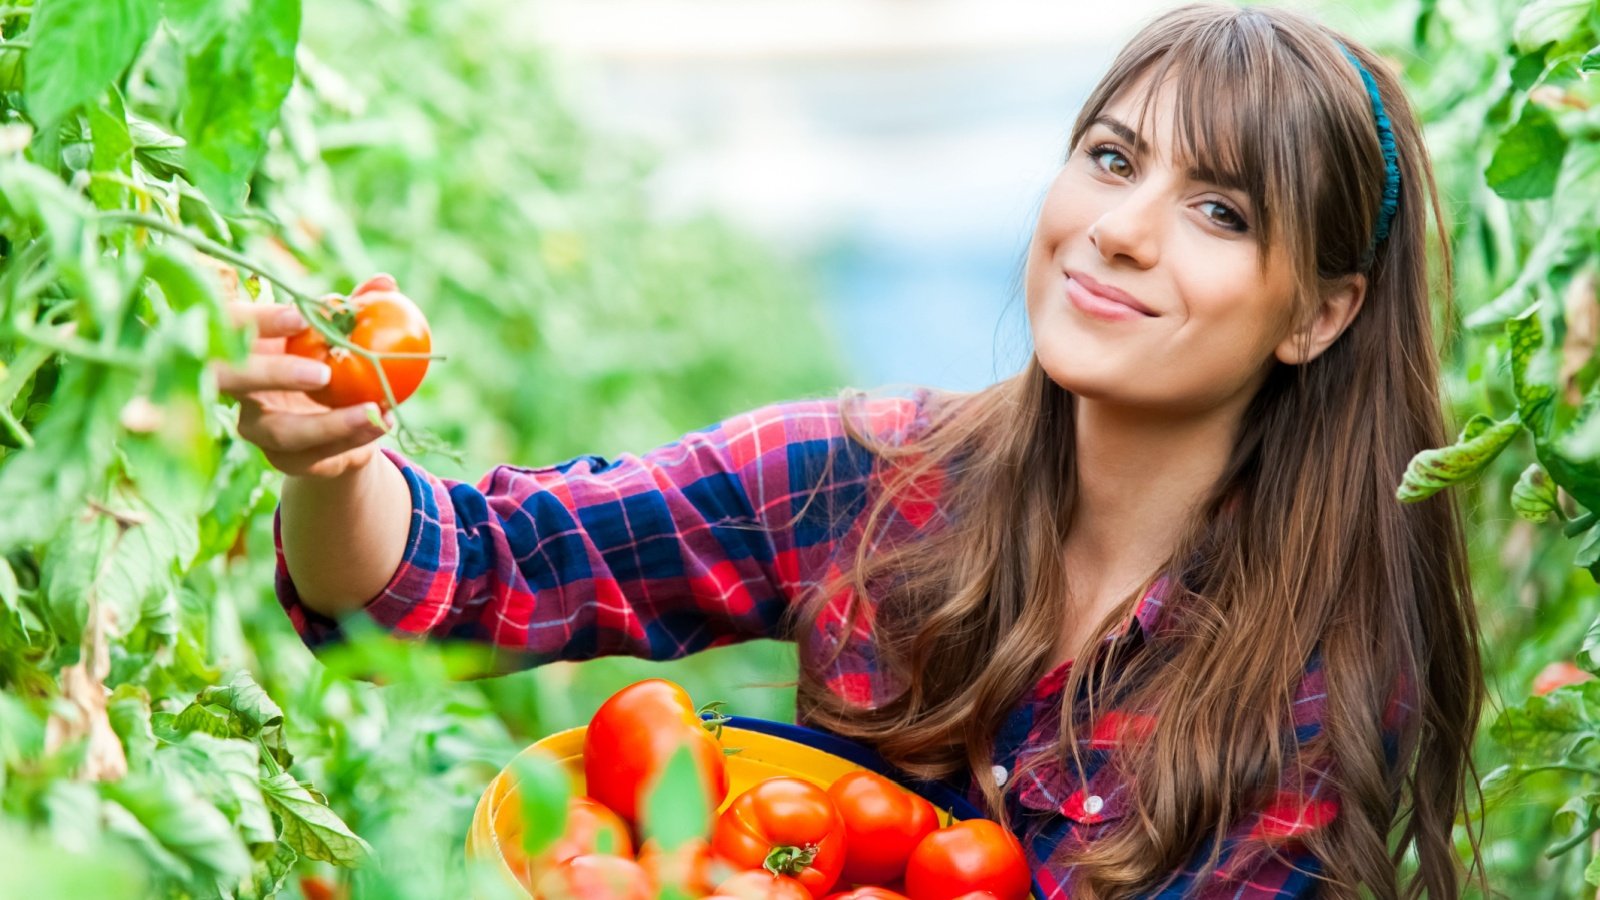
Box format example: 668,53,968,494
1512,463,1562,522
1397,415,1522,502
259,771,370,866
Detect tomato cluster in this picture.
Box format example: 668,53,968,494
504,679,1033,900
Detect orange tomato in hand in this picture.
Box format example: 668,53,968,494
284,273,431,410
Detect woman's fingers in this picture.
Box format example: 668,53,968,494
212,353,331,397
226,300,310,339
239,402,392,456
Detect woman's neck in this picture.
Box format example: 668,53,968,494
1063,395,1242,602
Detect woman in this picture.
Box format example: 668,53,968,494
220,3,1485,897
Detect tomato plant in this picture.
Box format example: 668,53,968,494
827,770,939,886
903,820,1030,900
284,274,432,410
712,776,846,898
583,678,730,825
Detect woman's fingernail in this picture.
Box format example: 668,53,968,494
296,362,332,386
277,307,307,331
345,404,377,427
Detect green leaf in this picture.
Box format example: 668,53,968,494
1583,45,1600,73
178,0,301,211
175,702,235,739
108,683,159,772
23,0,159,126
1511,45,1551,91
87,90,134,211
165,733,276,848
259,771,371,866
1512,463,1562,522
1486,102,1569,200
1397,416,1522,502
102,770,254,884
40,466,199,643
510,751,571,860
0,555,18,616
1509,306,1559,425
1513,0,1594,54
1575,522,1600,568
640,742,710,852
198,669,284,736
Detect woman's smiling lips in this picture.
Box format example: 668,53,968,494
1064,269,1159,321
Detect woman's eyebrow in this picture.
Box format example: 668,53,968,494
1090,114,1249,195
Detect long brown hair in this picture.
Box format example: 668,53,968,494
776,4,1484,898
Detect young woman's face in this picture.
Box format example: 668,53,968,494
1026,72,1302,417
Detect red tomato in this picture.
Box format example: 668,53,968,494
904,820,1030,900
713,869,815,900
583,679,730,826
1533,660,1594,696
501,796,634,890
827,770,939,885
637,837,738,896
825,888,911,900
297,875,343,900
533,854,654,900
712,777,846,898
284,273,431,410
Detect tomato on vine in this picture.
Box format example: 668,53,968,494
284,273,431,410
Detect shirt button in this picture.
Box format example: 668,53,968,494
992,764,1009,787
1084,794,1104,815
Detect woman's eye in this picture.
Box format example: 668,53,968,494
1088,143,1132,178
1085,140,1250,235
1200,200,1249,233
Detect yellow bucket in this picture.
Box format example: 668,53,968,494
467,715,1025,899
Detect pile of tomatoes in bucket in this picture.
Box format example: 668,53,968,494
487,679,1033,900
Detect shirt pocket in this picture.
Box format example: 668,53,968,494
1014,750,1134,827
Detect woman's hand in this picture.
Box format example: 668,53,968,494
212,301,395,479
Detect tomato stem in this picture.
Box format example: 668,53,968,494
762,845,817,878
698,700,731,741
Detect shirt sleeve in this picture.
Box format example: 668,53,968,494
272,390,932,666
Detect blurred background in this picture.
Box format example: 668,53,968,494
516,0,1184,392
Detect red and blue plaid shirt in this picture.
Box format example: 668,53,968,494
275,387,1407,898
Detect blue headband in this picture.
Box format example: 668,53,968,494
1337,43,1400,270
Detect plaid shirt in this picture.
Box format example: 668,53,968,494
275,387,1406,898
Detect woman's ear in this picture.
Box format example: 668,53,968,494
1275,273,1367,365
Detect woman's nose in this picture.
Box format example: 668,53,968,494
1089,185,1163,269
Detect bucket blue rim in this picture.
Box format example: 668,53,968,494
711,713,1046,900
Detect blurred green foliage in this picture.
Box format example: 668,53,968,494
0,0,843,896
